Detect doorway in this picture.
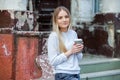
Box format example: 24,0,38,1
35,0,70,31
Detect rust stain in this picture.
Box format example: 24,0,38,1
15,37,42,80
0,10,14,28
0,34,13,80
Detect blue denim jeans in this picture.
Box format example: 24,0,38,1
55,73,80,80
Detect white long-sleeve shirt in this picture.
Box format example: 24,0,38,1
47,29,83,74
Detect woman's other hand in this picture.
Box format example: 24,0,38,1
71,44,84,54
64,44,84,58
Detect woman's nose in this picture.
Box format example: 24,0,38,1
62,17,66,21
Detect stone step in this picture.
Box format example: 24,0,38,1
80,69,120,80
80,54,120,74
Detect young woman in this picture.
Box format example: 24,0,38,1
47,6,84,80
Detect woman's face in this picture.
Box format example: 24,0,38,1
57,10,70,32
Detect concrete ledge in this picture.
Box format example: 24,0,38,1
80,58,120,65
80,69,120,79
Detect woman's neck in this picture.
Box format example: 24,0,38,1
60,28,68,32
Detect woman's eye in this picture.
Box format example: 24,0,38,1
65,15,69,18
58,17,62,19
57,15,69,20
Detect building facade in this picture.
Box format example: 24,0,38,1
0,0,120,80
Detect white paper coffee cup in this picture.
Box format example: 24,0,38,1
74,39,83,44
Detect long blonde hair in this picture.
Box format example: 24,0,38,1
52,6,72,53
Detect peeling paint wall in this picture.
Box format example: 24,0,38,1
71,0,120,57
0,9,52,79
14,11,36,31
0,9,42,79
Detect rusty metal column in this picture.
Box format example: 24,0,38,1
15,31,42,80
0,10,15,80
0,29,14,80
0,10,42,80
14,11,42,80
